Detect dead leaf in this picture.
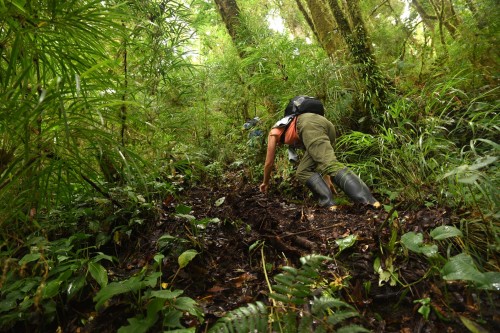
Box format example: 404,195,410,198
230,272,257,288
207,285,227,293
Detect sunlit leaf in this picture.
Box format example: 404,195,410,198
430,226,463,240
336,235,357,253
178,250,198,269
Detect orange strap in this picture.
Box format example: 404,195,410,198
283,117,300,146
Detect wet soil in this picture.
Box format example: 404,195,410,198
85,174,499,333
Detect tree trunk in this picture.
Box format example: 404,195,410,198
213,0,247,58
411,0,436,30
303,0,342,58
212,0,252,121
326,0,389,127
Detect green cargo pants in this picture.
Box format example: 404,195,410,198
295,113,345,184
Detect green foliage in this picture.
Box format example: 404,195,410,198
401,225,500,291
209,254,368,332
96,265,204,332
0,233,113,330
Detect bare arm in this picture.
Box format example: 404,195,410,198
260,132,280,193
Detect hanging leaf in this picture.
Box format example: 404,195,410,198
178,250,198,269
430,226,463,240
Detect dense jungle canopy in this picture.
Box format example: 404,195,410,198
0,0,498,332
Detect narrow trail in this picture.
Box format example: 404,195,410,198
85,174,498,332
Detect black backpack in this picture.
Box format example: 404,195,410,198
283,95,324,117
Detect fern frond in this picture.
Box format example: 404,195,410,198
207,301,268,333
311,296,354,314
270,254,330,306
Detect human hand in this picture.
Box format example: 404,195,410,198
259,183,268,193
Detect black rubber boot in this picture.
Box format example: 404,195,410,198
333,168,380,208
305,173,337,209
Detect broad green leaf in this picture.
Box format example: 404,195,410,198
175,204,192,214
93,252,114,263
143,272,162,288
430,226,463,240
178,250,198,269
118,314,158,333
401,232,423,253
163,309,183,329
401,232,438,257
150,289,183,299
19,253,41,265
154,253,164,264
477,272,500,291
42,280,62,299
420,244,438,257
173,297,201,317
441,253,485,284
94,273,146,310
336,235,357,253
88,261,108,287
67,275,86,299
0,299,17,312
